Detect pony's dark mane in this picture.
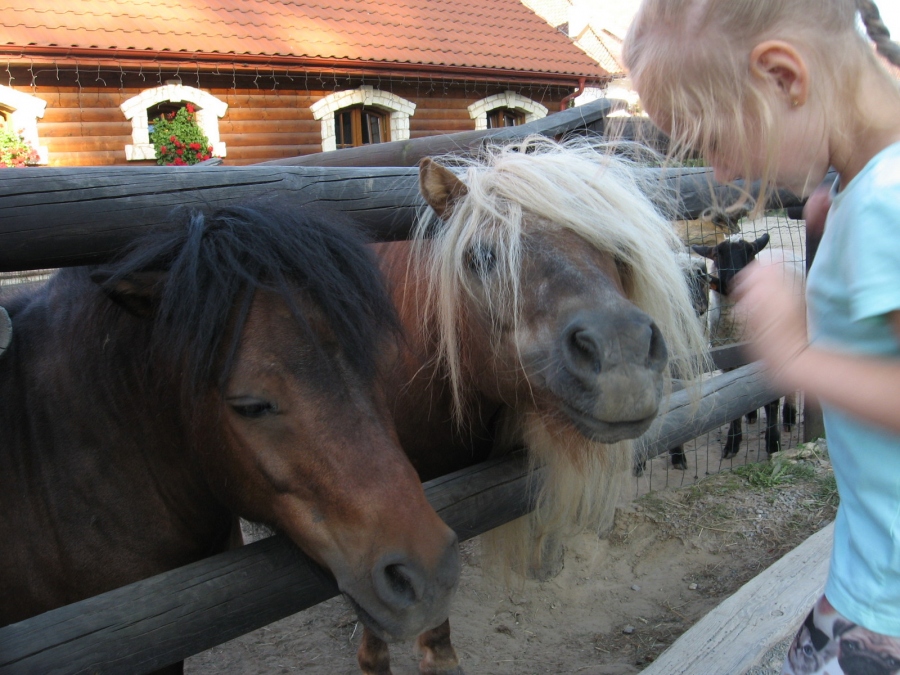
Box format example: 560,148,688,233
97,201,399,398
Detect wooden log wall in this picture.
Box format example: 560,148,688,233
9,66,572,167
0,361,780,674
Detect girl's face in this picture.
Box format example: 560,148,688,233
637,75,831,199
772,101,831,197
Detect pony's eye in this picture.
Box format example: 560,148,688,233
228,398,277,419
466,244,497,277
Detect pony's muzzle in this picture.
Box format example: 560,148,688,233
562,312,667,386
356,529,460,642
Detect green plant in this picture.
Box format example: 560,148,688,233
733,457,815,488
0,122,39,168
149,103,213,166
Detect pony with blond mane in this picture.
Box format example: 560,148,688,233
364,137,710,675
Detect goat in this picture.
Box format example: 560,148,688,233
692,233,803,458
673,207,747,248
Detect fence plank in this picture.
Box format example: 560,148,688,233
0,363,777,674
639,523,832,675
0,165,808,273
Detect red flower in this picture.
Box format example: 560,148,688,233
186,103,195,113
207,145,213,152
169,135,177,143
174,140,183,148
189,142,200,151
160,145,167,154
175,148,184,155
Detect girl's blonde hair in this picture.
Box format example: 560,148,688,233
623,0,895,210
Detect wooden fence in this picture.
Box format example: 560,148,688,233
0,99,801,673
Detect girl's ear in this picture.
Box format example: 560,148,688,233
749,40,810,106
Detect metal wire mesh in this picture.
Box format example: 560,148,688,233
635,208,809,497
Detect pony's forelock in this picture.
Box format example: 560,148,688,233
99,202,398,407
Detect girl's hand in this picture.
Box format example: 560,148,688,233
732,261,809,389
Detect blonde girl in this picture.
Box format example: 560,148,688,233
624,2,900,673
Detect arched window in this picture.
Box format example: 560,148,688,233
467,92,547,131
334,105,389,148
0,86,48,164
120,83,227,161
311,86,415,152
487,108,526,129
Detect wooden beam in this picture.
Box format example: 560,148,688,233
0,363,779,674
0,166,423,271
639,523,832,675
634,362,782,465
0,165,808,273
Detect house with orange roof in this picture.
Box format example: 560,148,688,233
0,0,610,166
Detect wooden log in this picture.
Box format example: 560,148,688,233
639,523,832,675
0,164,805,273
634,362,783,466
0,363,779,674
0,166,424,271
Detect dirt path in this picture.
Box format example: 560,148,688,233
186,437,835,675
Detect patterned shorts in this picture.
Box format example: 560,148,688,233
782,595,900,675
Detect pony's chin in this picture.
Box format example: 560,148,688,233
343,593,440,644
559,404,656,443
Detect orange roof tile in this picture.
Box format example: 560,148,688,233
1,0,608,79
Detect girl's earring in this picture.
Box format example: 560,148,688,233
791,99,799,107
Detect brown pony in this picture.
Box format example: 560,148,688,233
0,202,459,672
360,138,710,674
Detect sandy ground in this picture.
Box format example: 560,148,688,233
186,412,832,675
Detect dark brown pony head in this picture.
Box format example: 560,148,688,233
93,202,459,642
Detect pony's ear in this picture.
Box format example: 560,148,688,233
750,233,770,254
419,157,468,219
0,306,11,358
90,270,165,318
691,244,716,260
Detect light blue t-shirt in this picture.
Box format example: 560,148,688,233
806,141,900,635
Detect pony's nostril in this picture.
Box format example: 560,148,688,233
376,562,422,610
646,322,668,371
568,327,602,374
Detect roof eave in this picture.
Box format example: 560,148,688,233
0,46,609,87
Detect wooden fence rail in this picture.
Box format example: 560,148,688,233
0,97,811,272
0,360,781,674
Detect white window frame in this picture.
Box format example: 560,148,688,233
310,86,415,152
467,91,548,131
0,86,48,164
120,83,227,161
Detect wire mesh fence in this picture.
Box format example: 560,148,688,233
634,208,809,497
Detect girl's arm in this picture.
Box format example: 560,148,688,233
734,263,900,434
